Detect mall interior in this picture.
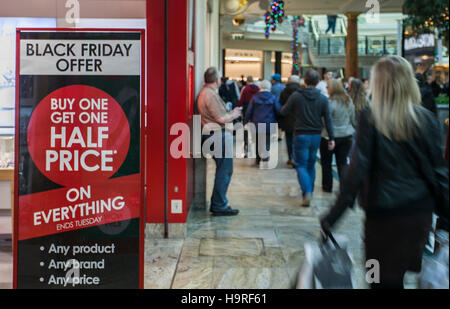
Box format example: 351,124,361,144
0,0,449,289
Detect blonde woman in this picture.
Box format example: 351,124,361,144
320,56,449,289
320,79,356,193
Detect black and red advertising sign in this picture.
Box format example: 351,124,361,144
14,29,145,289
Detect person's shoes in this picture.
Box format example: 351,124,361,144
287,160,294,167
210,207,240,216
301,194,312,207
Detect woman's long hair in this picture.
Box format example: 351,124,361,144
369,55,422,141
327,79,351,106
349,78,368,114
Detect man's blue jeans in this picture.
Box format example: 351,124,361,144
203,131,234,211
293,134,321,196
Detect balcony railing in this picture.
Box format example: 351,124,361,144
314,35,398,56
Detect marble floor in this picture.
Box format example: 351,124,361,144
145,138,384,289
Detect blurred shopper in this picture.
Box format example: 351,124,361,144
245,80,282,169
348,78,370,158
197,67,242,216
299,78,306,87
362,78,370,95
348,78,370,121
271,74,286,141
238,76,260,156
271,73,286,101
430,77,444,98
239,76,260,116
426,74,433,87
240,75,247,88
320,55,449,289
415,73,437,116
219,77,240,111
320,79,356,193
279,75,302,167
325,15,338,34
341,78,349,92
347,76,355,88
316,70,333,98
281,69,335,207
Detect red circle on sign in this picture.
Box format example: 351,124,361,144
27,85,131,187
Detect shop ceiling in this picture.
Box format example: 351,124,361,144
0,0,146,18
1,0,405,19
221,0,405,16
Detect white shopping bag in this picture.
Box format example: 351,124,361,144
419,231,449,289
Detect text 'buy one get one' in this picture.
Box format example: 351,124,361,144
51,97,108,124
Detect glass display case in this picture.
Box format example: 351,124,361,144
0,134,14,168
0,134,14,211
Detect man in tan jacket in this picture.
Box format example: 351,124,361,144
197,67,242,216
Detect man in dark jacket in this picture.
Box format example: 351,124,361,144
279,75,302,166
219,77,239,110
416,73,437,116
280,69,335,207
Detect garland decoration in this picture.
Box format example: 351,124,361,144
264,0,285,39
291,15,305,74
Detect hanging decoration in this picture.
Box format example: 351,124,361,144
264,0,285,39
291,15,305,74
232,14,246,26
223,0,249,15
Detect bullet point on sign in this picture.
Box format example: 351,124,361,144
40,262,44,267
40,277,44,282
40,246,45,251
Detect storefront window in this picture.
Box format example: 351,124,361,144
0,17,145,167
367,36,385,55
0,18,56,167
225,49,263,81
358,37,366,55
281,52,293,82
385,38,397,55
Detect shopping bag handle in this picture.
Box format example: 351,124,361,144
321,229,341,249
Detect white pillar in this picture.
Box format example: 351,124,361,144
209,0,220,69
195,0,208,95
397,19,403,57
264,51,273,80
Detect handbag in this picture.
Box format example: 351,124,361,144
297,232,354,289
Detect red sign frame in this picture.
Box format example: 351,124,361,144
14,28,146,289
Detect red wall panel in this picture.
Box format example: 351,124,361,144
146,0,193,226
146,0,166,223
167,0,189,223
